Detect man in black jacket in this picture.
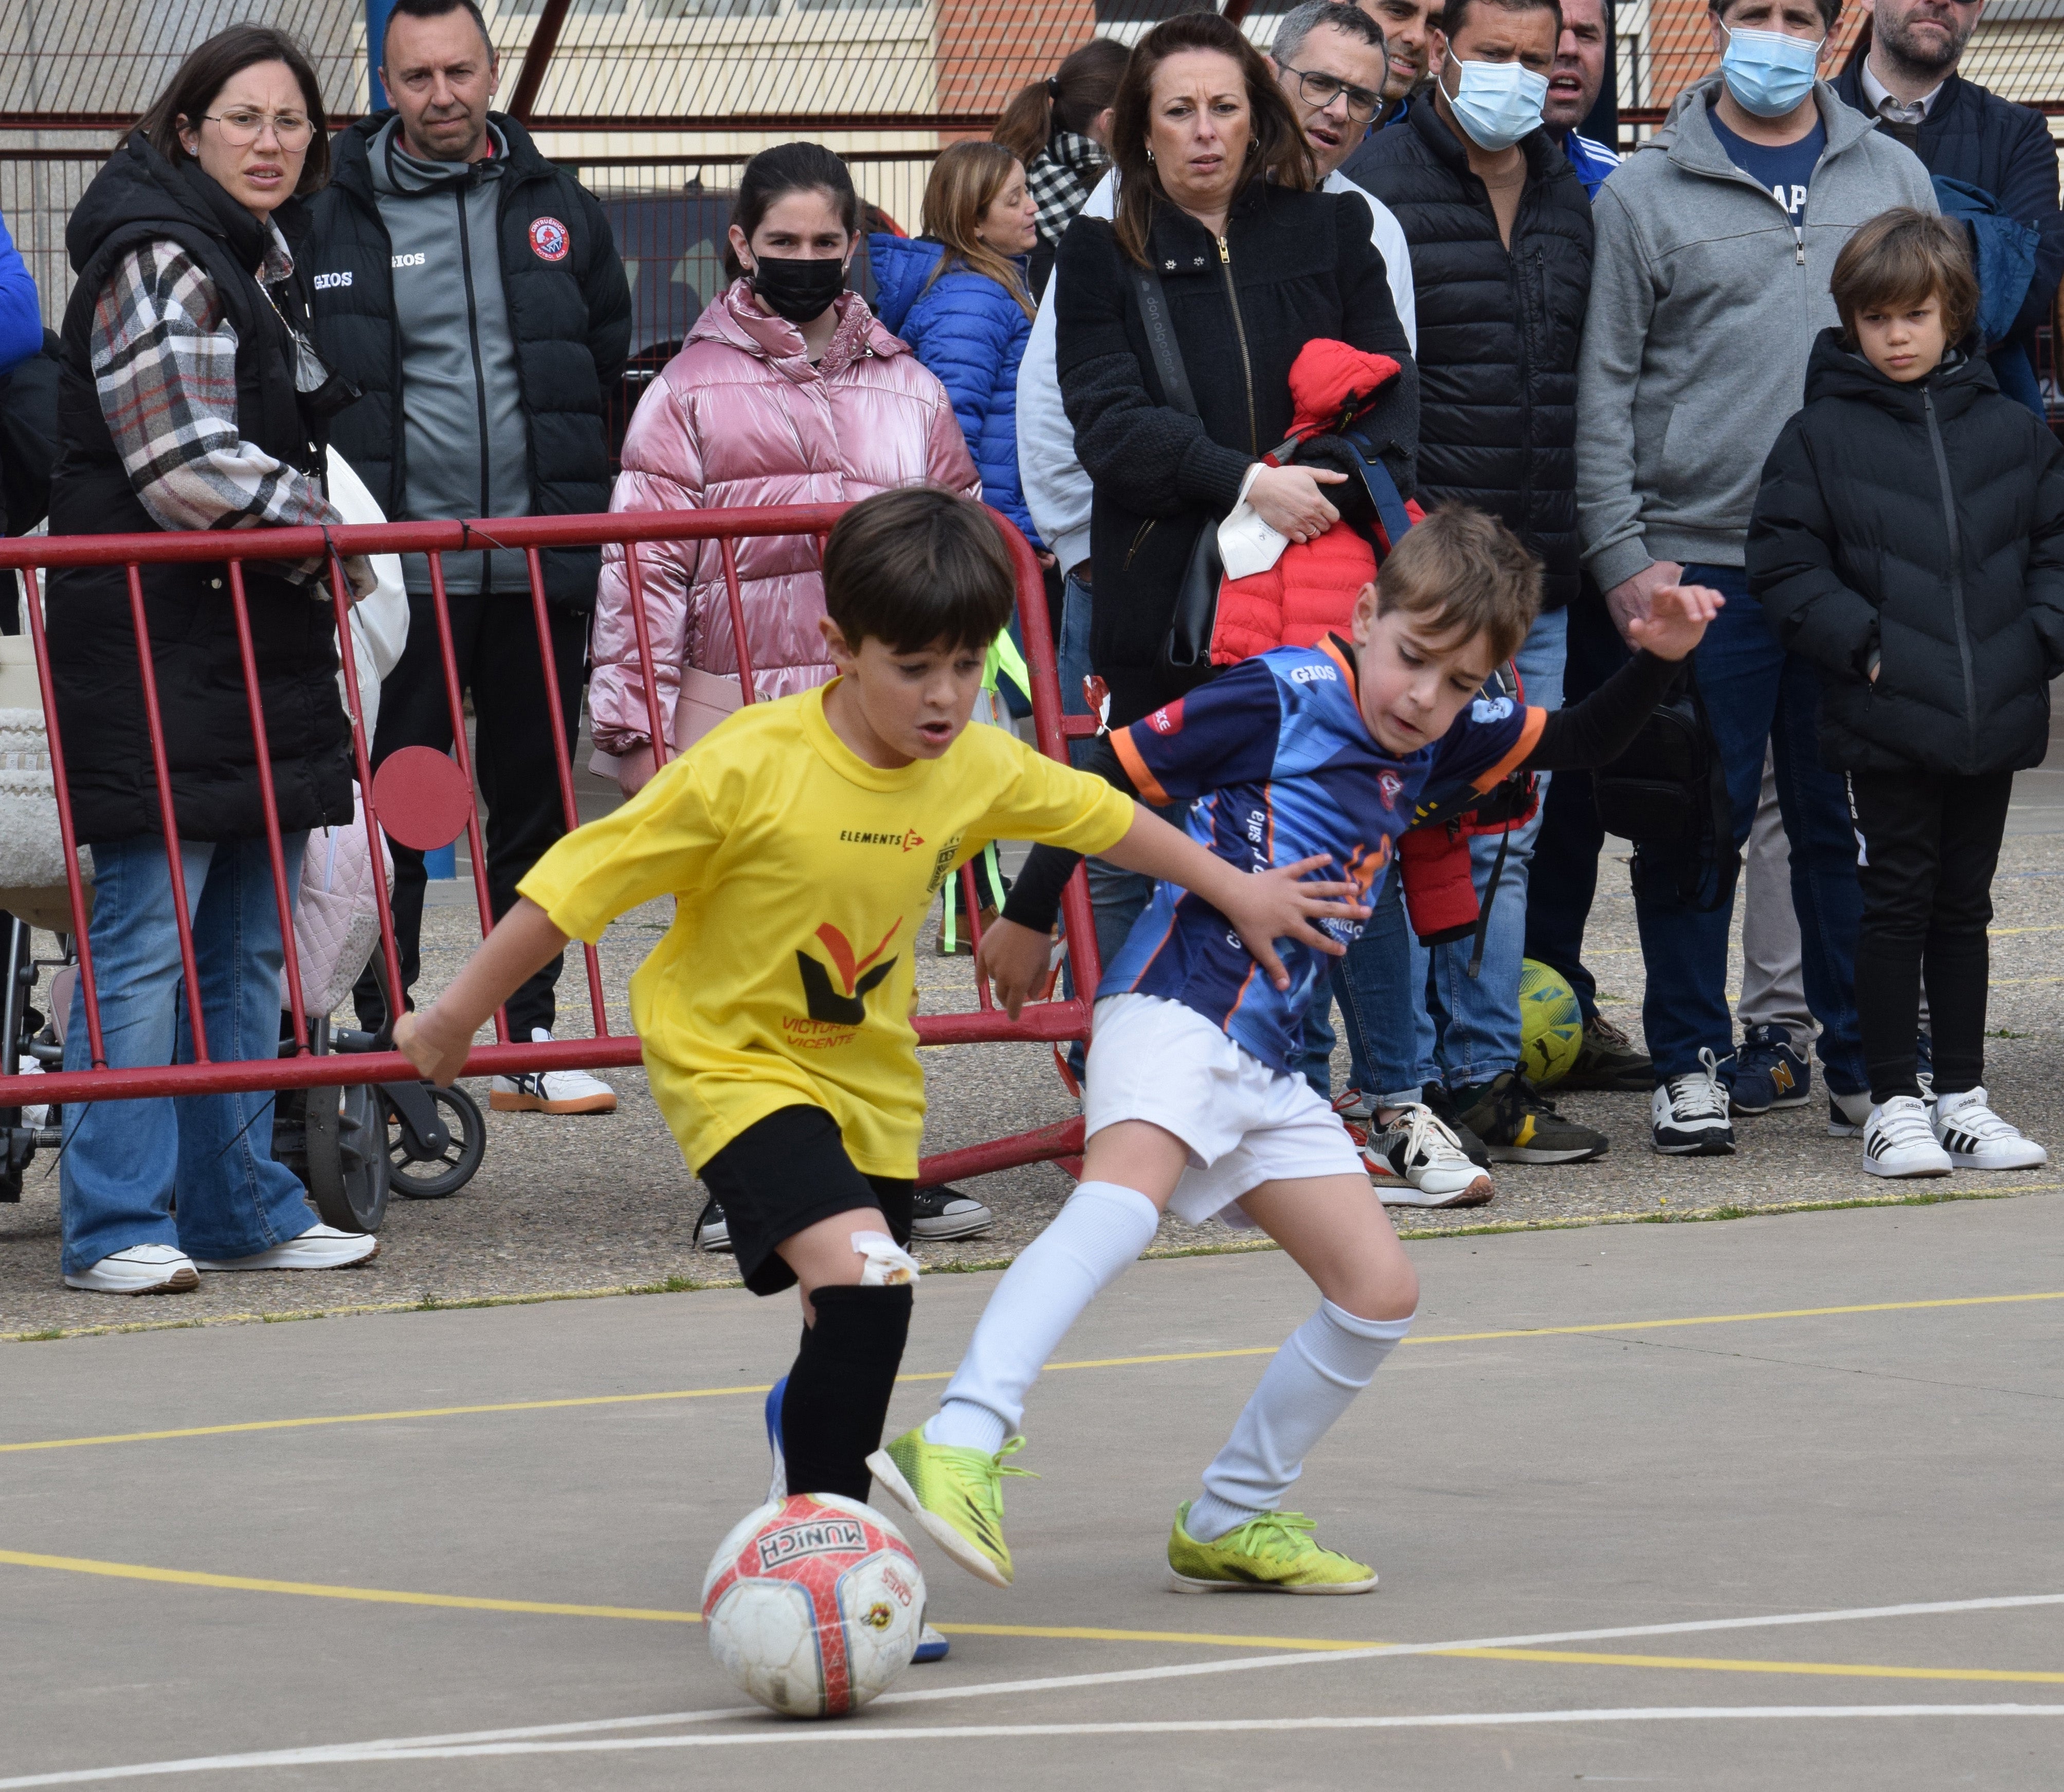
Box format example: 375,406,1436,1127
1833,1,2063,406
306,0,630,1113
1340,0,1605,1169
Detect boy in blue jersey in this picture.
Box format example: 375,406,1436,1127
872,508,1719,1595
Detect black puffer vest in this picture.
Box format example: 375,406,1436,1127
46,137,353,845
1749,329,2064,776
1345,102,1595,610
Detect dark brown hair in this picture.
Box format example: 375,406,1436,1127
381,0,495,64
133,25,331,196
1441,0,1564,45
1708,0,1842,33
993,38,1131,167
1375,503,1541,665
1830,206,1980,347
1109,10,1314,269
822,487,1018,655
723,141,861,280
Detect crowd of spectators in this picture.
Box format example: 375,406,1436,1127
4,0,2061,1294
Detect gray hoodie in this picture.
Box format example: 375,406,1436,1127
1576,76,1935,591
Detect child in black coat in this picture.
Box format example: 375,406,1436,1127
1749,208,2064,1179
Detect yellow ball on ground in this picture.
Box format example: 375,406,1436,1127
1518,958,1584,1087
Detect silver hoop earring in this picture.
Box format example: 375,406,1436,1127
1146,147,1155,162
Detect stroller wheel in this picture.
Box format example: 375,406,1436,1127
303,1080,391,1233
386,1083,486,1199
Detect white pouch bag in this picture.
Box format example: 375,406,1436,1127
294,785,393,1017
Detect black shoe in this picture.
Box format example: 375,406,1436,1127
1555,1013,1654,1092
1451,1070,1609,1164
693,1197,732,1254
909,1184,994,1241
1420,1083,1492,1169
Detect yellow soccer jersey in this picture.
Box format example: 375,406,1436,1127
518,683,1133,1178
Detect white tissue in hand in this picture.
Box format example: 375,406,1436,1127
1217,499,1291,582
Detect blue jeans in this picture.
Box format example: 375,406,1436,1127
1058,568,1096,773
61,832,318,1273
1320,606,1568,1096
1632,565,1866,1090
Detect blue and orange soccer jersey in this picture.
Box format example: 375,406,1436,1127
1100,637,1542,1074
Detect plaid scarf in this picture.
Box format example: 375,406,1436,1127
1025,130,1109,247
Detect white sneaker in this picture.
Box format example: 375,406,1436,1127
1354,1102,1493,1207
193,1223,379,1271
1651,1048,1735,1155
63,1243,198,1295
1861,1095,1952,1179
491,1029,618,1114
1931,1087,2048,1170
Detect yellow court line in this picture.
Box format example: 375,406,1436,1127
5,1548,2058,1689
5,1290,2059,1458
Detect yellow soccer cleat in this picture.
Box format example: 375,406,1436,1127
1167,1504,1379,1595
868,1428,1034,1589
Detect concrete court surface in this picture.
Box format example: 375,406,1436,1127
2,1194,2060,1789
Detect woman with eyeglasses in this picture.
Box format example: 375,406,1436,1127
44,25,378,1295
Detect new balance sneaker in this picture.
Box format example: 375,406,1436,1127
1555,1013,1654,1092
490,1029,618,1114
192,1224,378,1271
1651,1049,1734,1155
1353,1103,1494,1207
1826,1088,1874,1137
1726,1024,1812,1116
909,1184,994,1241
693,1198,731,1254
869,1427,1034,1588
1166,1505,1377,1595
1931,1087,2048,1170
1451,1071,1607,1165
62,1243,199,1295
1861,1095,1952,1178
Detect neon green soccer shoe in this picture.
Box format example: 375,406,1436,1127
1167,1504,1379,1595
868,1428,1035,1590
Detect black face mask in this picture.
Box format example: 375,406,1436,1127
748,255,849,323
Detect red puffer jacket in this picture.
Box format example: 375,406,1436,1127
1209,339,1419,665
589,280,979,754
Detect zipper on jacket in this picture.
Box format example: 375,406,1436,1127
454,187,494,586
1922,387,1979,761
1217,235,1259,455
1124,517,1156,568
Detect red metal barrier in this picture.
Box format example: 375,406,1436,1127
0,503,1104,1185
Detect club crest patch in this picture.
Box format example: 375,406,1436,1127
528,216,570,262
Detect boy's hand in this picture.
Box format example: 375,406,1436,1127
393,1008,471,1087
976,917,1054,1021
1215,853,1368,992
1625,582,1724,662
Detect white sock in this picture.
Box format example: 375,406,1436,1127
925,1181,1161,1452
1186,1300,1414,1543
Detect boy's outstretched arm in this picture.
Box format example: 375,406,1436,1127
1524,582,1724,772
980,801,1366,1019
393,899,570,1084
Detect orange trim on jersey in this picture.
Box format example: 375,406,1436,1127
1320,633,1359,695
1471,705,1547,792
1111,727,1170,808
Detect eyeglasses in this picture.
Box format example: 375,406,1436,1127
202,110,316,149
1280,65,1383,122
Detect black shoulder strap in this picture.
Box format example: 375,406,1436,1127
1129,263,1198,420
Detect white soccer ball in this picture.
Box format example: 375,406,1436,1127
701,1492,927,1718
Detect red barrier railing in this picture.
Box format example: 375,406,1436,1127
0,503,1103,1186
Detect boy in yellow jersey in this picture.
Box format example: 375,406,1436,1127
394,487,1366,1523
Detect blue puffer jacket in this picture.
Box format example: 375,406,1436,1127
868,233,1040,549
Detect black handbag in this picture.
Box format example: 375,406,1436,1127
1592,654,1741,911
1129,266,1226,673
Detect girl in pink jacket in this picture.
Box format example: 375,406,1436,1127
591,143,979,798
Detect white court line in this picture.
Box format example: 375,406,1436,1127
4,1590,2058,1786
4,1708,2060,1782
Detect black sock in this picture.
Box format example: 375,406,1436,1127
781,1283,914,1501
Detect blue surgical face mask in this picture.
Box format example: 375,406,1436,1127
1718,24,1823,119
1443,48,1549,152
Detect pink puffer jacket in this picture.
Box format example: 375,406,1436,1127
589,279,980,753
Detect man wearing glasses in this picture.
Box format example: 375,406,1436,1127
305,0,629,1115
1833,0,2063,412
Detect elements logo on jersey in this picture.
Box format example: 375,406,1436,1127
792,920,900,1034
838,827,926,853
528,216,570,262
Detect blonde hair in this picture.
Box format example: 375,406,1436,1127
919,141,1036,320
1375,504,1541,667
